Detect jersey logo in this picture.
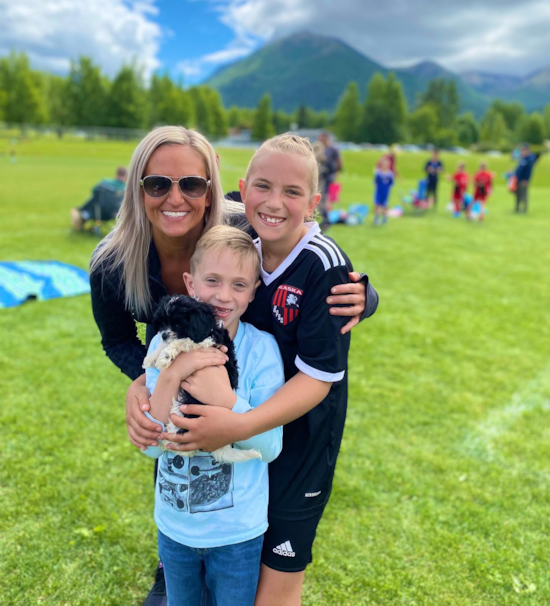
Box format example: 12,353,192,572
272,285,303,326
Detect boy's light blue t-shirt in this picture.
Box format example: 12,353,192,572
144,321,284,548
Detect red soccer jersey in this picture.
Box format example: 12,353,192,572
452,171,468,201
474,170,493,200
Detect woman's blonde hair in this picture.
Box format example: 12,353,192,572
244,133,319,195
190,225,260,280
90,126,225,316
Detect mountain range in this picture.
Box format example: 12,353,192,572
204,32,549,116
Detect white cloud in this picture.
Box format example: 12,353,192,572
193,0,550,76
0,0,162,78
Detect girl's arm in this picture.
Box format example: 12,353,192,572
164,265,350,453
161,371,330,453
164,334,286,462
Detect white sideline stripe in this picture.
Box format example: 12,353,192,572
464,364,550,463
304,244,331,270
295,355,345,383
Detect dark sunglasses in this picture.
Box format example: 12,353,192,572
140,175,210,199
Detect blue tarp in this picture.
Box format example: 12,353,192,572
0,261,90,309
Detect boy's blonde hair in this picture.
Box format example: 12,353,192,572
190,225,261,280
245,133,319,196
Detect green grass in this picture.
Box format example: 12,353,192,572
1,137,550,605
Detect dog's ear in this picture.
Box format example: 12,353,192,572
185,302,218,344
153,295,172,333
211,323,239,390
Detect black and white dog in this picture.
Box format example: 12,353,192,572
143,294,261,463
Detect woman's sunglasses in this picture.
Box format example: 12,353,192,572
140,175,210,199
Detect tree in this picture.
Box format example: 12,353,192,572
203,87,227,138
419,78,460,128
46,74,72,129
252,94,275,141
0,52,47,124
544,105,550,139
66,57,109,127
358,73,407,144
516,113,545,145
149,72,194,128
490,100,525,132
456,112,479,147
408,104,438,144
480,108,508,146
189,86,214,136
333,81,361,142
273,110,292,134
107,64,146,129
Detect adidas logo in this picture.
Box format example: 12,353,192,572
273,541,296,558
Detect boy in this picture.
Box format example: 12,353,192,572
473,162,493,221
448,162,469,214
373,156,394,225
143,225,285,606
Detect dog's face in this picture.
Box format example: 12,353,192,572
153,295,220,345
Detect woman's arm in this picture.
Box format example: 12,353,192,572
90,265,147,380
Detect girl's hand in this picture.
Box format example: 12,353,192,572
182,366,237,410
326,271,366,334
168,348,229,382
161,405,246,453
125,375,161,450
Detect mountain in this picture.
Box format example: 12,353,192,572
461,68,550,110
203,32,490,115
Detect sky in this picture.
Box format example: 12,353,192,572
1,0,549,83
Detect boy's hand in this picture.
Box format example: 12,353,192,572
161,405,246,453
182,366,237,409
168,348,229,381
126,375,161,450
326,271,366,334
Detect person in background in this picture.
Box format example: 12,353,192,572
71,166,127,231
424,149,443,210
373,156,394,226
472,162,494,221
514,143,541,214
448,162,469,214
317,132,342,230
376,145,400,180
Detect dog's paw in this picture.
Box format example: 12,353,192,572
211,446,262,463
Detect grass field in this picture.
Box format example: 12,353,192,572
1,135,550,606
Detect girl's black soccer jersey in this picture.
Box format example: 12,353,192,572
243,222,351,520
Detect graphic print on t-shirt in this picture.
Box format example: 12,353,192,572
272,284,303,326
158,453,234,513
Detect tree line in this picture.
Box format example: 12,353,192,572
1,50,549,149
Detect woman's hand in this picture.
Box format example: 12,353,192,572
326,271,366,334
167,348,229,382
182,365,237,409
125,374,161,450
160,405,247,453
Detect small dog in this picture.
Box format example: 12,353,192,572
143,294,261,463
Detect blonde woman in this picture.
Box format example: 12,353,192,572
90,126,376,606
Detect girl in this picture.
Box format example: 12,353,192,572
161,134,364,606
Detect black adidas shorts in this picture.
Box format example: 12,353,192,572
261,512,324,572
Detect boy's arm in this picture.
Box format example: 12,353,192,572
231,334,285,463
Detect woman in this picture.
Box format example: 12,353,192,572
90,126,376,605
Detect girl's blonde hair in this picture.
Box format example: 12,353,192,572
90,126,225,316
244,133,319,196
190,225,260,280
